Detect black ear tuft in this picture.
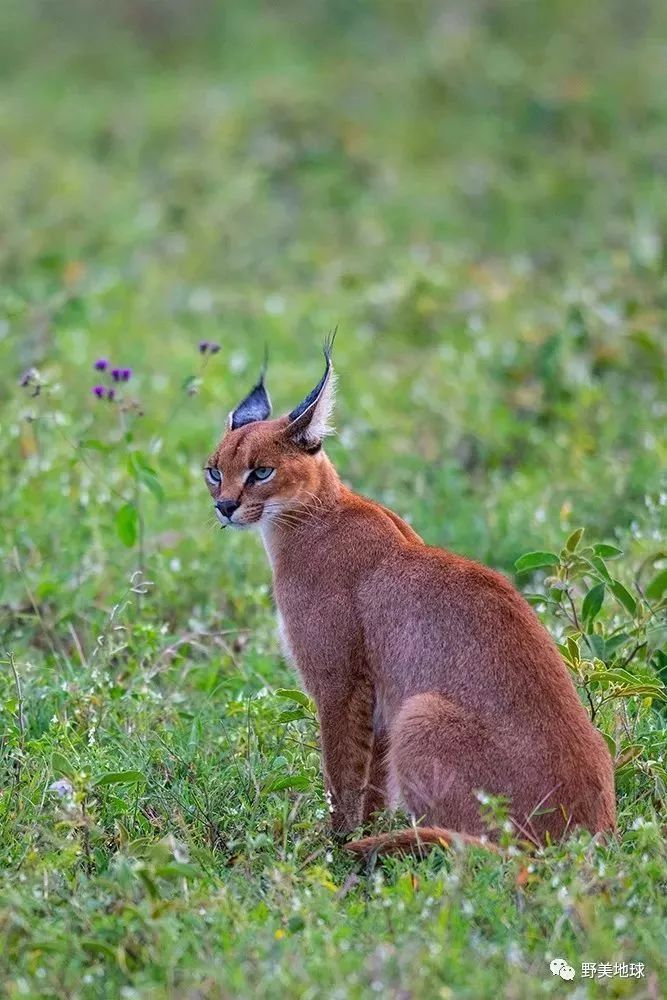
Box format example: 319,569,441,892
229,355,271,429
285,331,337,446
288,331,336,423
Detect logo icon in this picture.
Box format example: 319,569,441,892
550,958,576,980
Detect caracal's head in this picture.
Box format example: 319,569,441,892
205,336,337,530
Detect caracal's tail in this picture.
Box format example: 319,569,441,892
345,826,502,857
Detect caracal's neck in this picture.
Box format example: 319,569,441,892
260,452,343,573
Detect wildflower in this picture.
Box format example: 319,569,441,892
94,358,108,371
198,341,220,355
210,342,220,353
92,385,106,398
111,368,122,382
121,367,132,381
107,388,115,401
199,340,209,353
49,778,74,799
19,367,42,396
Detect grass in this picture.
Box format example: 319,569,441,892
1,1,666,996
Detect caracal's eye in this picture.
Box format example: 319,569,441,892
252,466,275,482
205,467,222,485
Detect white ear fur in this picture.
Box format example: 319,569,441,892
285,333,338,448
287,368,336,449
315,371,337,439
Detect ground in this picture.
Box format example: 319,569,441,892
1,1,666,997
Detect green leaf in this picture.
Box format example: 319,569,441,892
81,939,118,960
138,469,165,502
264,774,310,793
79,438,111,452
608,685,666,701
115,502,138,547
566,635,581,664
155,862,201,879
582,582,605,625
583,555,612,582
589,668,643,686
615,745,643,769
601,732,616,758
51,751,76,778
565,528,584,552
646,625,667,654
275,688,313,709
94,770,146,787
556,641,571,663
131,451,156,473
593,543,623,559
588,667,666,699
604,632,630,657
548,581,569,603
278,709,308,723
584,633,606,661
646,568,667,602
514,551,559,573
609,580,637,617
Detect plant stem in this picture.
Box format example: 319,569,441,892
6,651,25,766
135,470,145,581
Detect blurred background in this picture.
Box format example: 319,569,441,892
1,4,666,995
1,0,666,619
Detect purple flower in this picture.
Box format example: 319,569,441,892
121,368,132,382
94,358,108,371
19,369,34,387
92,385,105,398
49,778,74,799
199,341,220,355
107,388,115,401
111,368,122,382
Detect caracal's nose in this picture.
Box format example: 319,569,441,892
215,499,240,519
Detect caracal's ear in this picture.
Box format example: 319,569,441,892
227,355,272,431
284,332,337,450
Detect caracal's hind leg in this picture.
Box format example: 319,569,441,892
387,694,519,836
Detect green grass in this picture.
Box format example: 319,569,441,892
1,1,666,996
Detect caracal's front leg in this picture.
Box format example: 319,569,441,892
317,682,375,834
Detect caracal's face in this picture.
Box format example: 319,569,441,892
204,418,322,530
205,339,335,529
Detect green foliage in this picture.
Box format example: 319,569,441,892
115,502,139,548
1,0,666,996
517,532,667,809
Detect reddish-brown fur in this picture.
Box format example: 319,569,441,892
206,353,615,854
